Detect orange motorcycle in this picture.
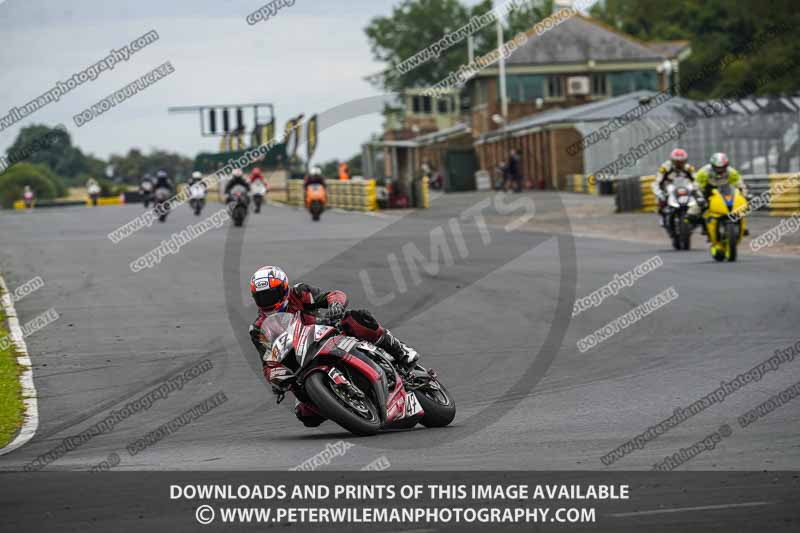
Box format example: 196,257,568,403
305,183,327,222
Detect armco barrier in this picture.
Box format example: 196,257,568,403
287,179,378,211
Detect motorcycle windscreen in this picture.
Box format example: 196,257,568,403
259,312,294,345
717,184,736,209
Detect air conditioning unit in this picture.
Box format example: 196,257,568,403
567,76,590,96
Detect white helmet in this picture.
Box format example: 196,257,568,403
192,171,202,179
232,168,243,178
310,166,322,176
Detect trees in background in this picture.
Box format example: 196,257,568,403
365,0,800,99
589,0,800,99
109,148,194,183
366,0,495,91
1,124,195,206
0,163,64,208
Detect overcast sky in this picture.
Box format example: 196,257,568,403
0,0,489,167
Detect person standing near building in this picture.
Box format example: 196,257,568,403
508,149,522,192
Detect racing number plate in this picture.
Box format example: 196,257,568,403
405,392,422,417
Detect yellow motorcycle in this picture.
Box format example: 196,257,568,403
705,183,748,262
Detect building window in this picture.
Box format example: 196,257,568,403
507,74,545,102
422,95,432,114
546,75,564,98
411,95,434,115
607,71,658,96
437,98,449,114
591,73,607,96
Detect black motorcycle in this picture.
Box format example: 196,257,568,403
228,185,250,227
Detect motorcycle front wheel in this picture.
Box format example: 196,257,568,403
726,222,739,262
679,217,691,250
233,205,246,226
305,371,381,436
412,375,456,428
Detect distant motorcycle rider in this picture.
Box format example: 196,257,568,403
139,173,154,190
652,148,698,226
188,170,204,187
224,168,251,201
694,152,749,237
154,169,174,192
247,265,419,427
249,167,268,187
694,152,747,199
303,166,326,189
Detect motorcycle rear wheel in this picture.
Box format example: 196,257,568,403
305,371,381,436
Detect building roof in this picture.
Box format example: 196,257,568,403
506,15,667,66
478,90,697,143
647,40,692,60
478,91,800,143
372,123,469,148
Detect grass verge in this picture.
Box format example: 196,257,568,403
0,294,24,449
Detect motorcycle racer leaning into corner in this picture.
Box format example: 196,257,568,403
652,148,700,227
247,266,419,427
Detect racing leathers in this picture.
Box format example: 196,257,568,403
653,161,698,224
154,175,174,193
249,283,419,426
224,176,251,201
694,164,747,199
303,174,326,189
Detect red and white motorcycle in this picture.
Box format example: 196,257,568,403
260,312,456,436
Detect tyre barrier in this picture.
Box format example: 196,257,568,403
287,179,378,211
610,173,800,215
567,174,615,196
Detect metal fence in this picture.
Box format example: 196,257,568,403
577,96,800,179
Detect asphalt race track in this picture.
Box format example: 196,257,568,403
1,191,799,530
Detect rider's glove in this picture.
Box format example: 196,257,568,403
327,301,345,321
249,324,267,356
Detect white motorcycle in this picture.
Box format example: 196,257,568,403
663,177,703,250
251,181,267,213
188,183,207,216
88,182,101,206
140,180,154,208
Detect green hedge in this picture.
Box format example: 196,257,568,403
0,163,68,208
